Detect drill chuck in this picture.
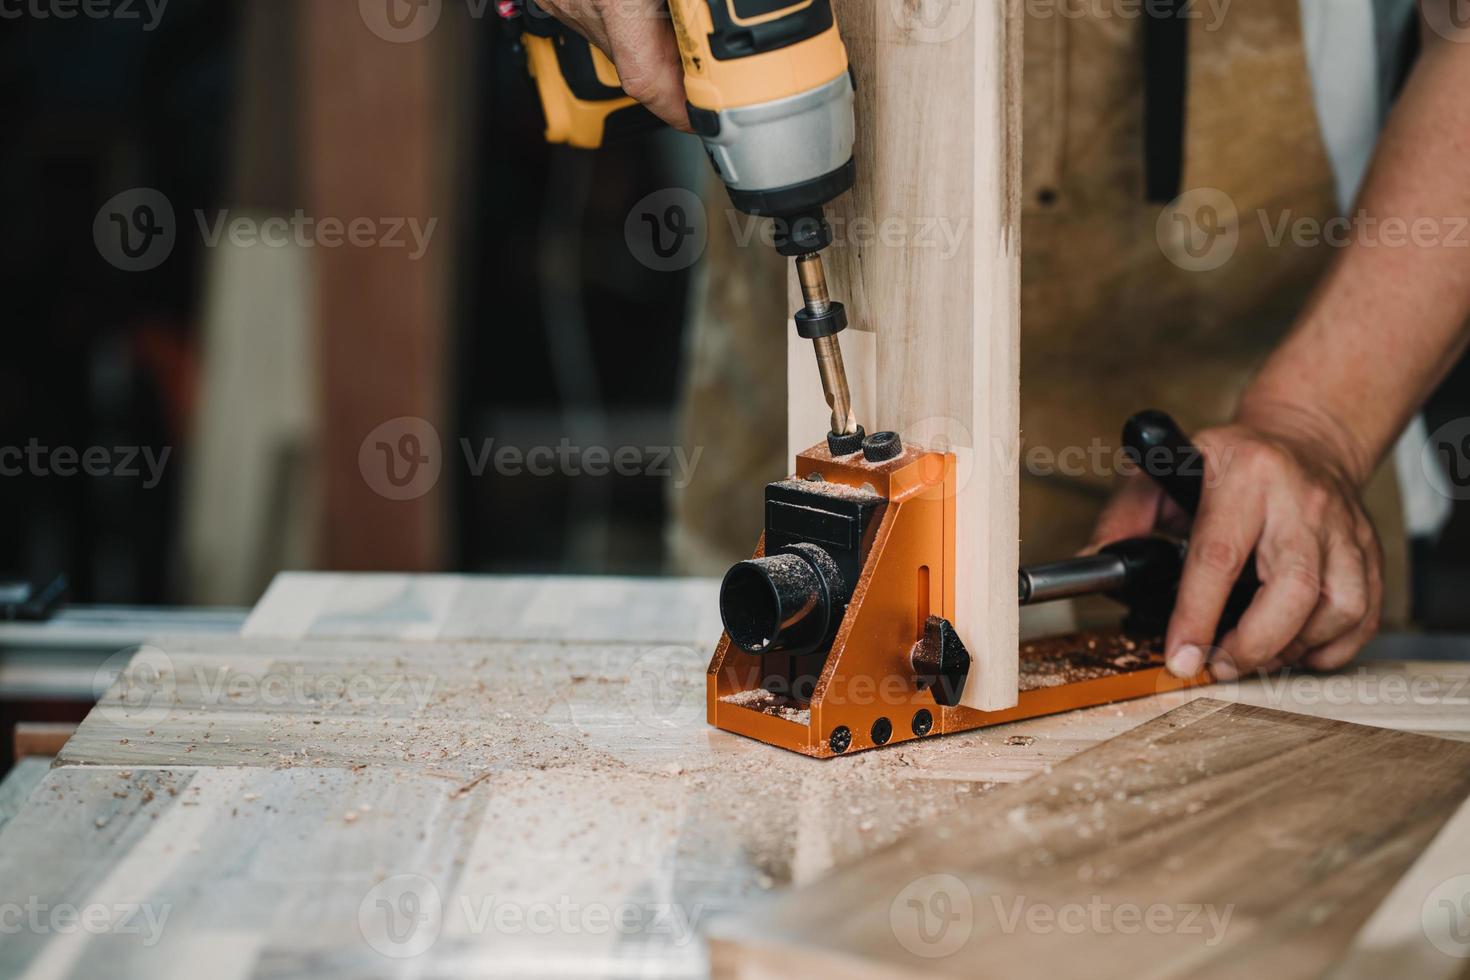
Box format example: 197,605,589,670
692,75,857,219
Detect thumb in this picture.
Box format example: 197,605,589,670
1084,471,1164,554
601,0,690,130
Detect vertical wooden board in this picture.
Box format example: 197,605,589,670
788,0,1022,709
302,4,460,572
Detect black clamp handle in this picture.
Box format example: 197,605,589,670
1121,410,1260,636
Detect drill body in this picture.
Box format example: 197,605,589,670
667,0,855,225
509,0,862,442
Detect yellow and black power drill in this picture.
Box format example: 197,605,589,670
502,0,865,452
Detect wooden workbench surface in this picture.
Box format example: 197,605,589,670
3,574,1469,979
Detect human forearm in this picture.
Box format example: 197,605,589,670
1094,33,1470,679
1241,35,1470,485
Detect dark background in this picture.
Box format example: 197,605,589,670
2,1,1468,627
0,2,700,606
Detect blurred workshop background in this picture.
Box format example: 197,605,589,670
3,0,1470,627
0,0,791,623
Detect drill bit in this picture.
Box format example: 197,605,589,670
796,253,858,436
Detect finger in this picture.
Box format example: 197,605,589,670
539,0,615,55
1164,464,1265,669
1085,472,1164,554
1294,536,1370,650
1301,605,1377,672
601,0,691,130
1275,638,1309,667
1155,493,1193,538
1304,532,1383,671
1216,529,1321,673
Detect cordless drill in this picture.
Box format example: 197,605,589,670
504,0,863,448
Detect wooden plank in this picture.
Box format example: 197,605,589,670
0,766,490,979
181,0,316,607
243,571,723,645
10,571,1469,979
301,2,458,571
1329,795,1470,979
788,0,1023,711
64,629,1470,777
24,650,1470,979
711,699,1470,978
0,756,49,835
13,722,75,760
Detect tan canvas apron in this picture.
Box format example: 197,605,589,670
674,0,1408,624
1020,0,1408,625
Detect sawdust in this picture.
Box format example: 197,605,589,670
1019,631,1164,691
71,637,1011,893
773,478,884,503
799,442,926,471
723,688,812,726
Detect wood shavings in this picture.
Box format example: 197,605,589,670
1018,631,1165,691
721,688,811,726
